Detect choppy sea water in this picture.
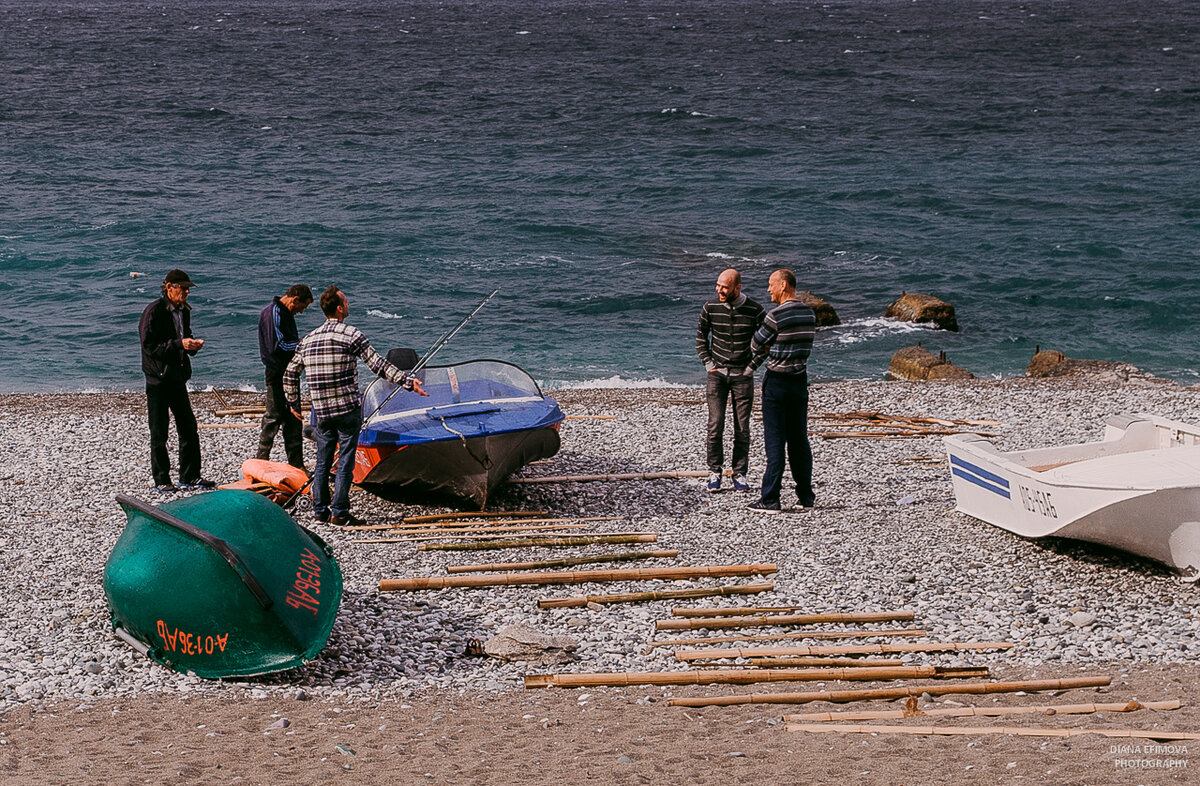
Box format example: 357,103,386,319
2,0,1198,393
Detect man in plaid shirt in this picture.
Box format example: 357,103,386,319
284,285,427,525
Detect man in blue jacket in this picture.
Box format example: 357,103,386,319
139,269,215,493
257,284,313,469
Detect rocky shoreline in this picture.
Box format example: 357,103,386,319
2,378,1199,715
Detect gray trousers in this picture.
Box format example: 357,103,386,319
706,371,754,475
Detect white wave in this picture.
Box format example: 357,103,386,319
515,30,531,35
829,317,937,345
548,375,699,390
367,309,404,320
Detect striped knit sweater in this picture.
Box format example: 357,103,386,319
696,294,766,371
749,299,816,374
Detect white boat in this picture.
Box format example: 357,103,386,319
944,414,1200,576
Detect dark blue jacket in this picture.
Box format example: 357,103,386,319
259,297,301,374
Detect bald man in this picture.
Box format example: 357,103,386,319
696,269,766,492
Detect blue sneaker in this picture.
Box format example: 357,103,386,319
732,473,750,492
706,472,722,492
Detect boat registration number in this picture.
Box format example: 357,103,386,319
1018,485,1058,518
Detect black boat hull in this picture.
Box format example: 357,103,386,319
357,426,560,509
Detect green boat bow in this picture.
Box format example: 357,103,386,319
104,490,343,678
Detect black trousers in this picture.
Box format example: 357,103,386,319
257,368,305,468
146,380,201,486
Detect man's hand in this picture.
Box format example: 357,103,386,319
181,338,204,352
410,378,429,397
288,406,302,420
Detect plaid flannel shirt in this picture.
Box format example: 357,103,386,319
283,320,412,422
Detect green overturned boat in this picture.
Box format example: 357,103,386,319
104,490,343,679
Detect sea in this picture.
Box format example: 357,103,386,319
2,0,1198,393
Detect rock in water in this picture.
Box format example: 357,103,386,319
1026,349,1163,385
484,623,579,664
885,292,959,331
886,346,975,381
795,291,840,327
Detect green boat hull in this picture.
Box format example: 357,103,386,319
104,490,343,679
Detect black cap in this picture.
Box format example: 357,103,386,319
164,269,196,288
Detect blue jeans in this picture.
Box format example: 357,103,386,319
313,410,362,518
759,371,814,507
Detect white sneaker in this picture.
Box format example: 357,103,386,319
732,473,750,492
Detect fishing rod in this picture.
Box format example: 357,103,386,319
283,288,500,513
362,287,500,425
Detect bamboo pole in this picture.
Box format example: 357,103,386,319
212,389,232,409
672,606,808,618
448,550,679,573
786,700,1182,722
525,666,988,689
717,657,905,669
666,676,1112,707
675,642,1013,661
510,471,709,484
539,582,775,609
417,533,661,552
198,422,261,430
643,628,929,653
344,516,619,532
786,723,1200,741
379,563,778,591
656,610,914,631
215,406,266,416
354,524,590,543
403,510,547,524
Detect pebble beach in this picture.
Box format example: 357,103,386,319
3,379,1200,783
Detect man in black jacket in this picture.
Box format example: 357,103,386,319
256,284,313,469
139,269,215,493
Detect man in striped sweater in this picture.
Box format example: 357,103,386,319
696,269,766,492
747,269,817,513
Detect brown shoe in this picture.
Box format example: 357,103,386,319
330,513,366,527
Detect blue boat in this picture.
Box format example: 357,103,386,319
353,359,564,509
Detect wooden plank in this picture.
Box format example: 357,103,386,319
448,550,679,574
379,563,778,591
643,628,928,653
510,471,709,484
786,722,1200,741
525,665,988,689
656,610,914,632
417,533,661,552
539,582,774,609
403,510,547,524
675,642,1013,661
665,676,1112,707
786,700,1182,722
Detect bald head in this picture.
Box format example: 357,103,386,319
715,269,742,303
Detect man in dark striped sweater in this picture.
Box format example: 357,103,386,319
747,268,817,513
696,269,766,492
